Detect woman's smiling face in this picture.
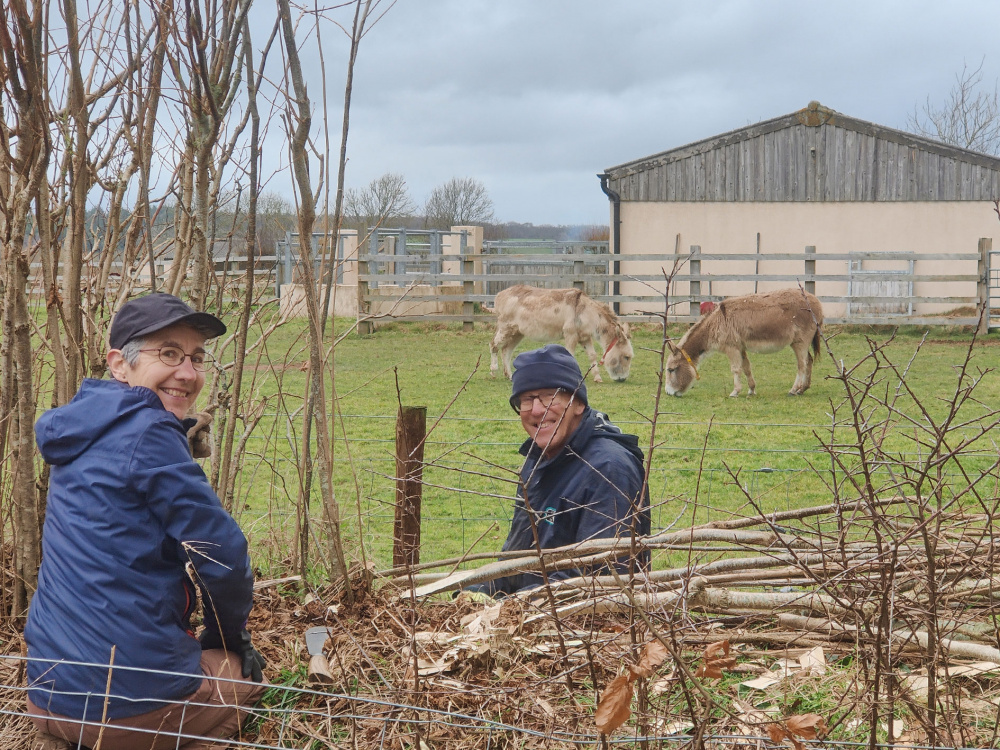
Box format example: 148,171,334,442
108,324,207,420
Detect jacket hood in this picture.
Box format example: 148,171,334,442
520,407,644,465
35,379,168,465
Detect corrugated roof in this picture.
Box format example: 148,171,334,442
606,102,1000,174
602,102,1000,203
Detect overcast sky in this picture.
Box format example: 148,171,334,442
272,0,1000,226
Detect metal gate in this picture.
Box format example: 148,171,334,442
275,231,350,295
480,239,610,298
365,228,455,288
989,251,1000,330
846,254,914,319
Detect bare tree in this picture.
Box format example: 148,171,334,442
343,172,416,233
908,58,1000,155
165,0,254,311
1,0,50,614
277,0,353,593
255,190,296,253
424,176,495,228
0,0,390,621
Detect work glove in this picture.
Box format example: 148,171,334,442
186,411,213,459
200,628,267,683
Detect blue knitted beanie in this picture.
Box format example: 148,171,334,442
509,344,588,412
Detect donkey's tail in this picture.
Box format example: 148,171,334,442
812,326,821,358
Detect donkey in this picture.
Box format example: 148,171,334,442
664,288,823,397
489,285,633,383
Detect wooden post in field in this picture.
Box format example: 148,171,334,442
804,245,816,296
393,406,426,567
689,245,701,318
978,237,991,335
461,231,475,332
573,247,585,291
357,235,372,335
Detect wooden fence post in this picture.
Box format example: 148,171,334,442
357,248,371,335
804,245,816,295
689,245,701,318
978,237,992,335
461,231,475,332
573,247,585,291
393,406,426,568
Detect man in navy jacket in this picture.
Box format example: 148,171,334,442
26,293,265,750
478,344,650,595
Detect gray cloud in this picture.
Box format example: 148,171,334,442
265,0,1000,224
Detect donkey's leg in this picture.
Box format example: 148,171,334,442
489,329,503,377
491,324,516,378
803,345,815,392
564,330,602,382
789,341,809,395
502,334,523,379
579,336,603,382
494,326,522,379
741,350,756,396
725,349,743,397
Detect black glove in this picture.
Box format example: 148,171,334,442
199,628,266,683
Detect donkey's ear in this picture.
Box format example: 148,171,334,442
666,340,679,355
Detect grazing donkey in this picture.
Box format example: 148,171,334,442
664,288,823,397
489,285,633,383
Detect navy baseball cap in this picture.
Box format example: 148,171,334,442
109,293,227,350
509,344,588,412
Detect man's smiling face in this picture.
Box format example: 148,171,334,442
109,323,207,420
517,388,586,457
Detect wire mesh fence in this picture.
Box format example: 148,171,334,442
230,408,1000,575
9,344,1000,749
5,636,1000,750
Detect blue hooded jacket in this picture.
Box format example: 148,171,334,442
25,378,254,721
484,408,651,595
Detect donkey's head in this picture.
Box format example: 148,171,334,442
601,322,633,382
664,340,698,396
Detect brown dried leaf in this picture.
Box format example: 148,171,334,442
633,639,668,678
766,723,788,745
785,713,827,740
695,661,728,678
703,640,731,660
594,673,633,736
695,640,736,679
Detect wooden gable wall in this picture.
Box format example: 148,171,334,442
606,109,1000,203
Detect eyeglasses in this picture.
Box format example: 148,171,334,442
517,389,566,412
138,346,215,372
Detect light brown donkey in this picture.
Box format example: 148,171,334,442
489,285,633,382
664,288,823,397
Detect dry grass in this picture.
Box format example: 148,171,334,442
5,564,1000,749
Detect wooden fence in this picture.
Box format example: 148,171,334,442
357,241,997,331
43,237,993,332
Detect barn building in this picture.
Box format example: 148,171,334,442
600,101,1000,320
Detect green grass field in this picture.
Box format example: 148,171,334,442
222,316,1000,577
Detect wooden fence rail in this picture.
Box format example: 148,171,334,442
356,243,993,330
28,239,994,332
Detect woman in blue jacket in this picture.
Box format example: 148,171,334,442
26,293,265,750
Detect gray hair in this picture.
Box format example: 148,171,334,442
118,336,149,367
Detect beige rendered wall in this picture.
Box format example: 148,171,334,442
281,226,480,320
279,283,359,319
617,202,996,317
441,225,484,291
